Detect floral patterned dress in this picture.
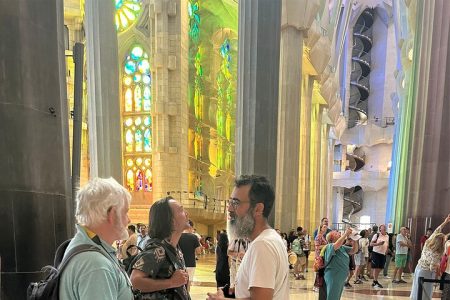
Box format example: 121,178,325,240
132,239,191,300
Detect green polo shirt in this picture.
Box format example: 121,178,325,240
59,224,133,300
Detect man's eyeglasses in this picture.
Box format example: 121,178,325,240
227,198,251,208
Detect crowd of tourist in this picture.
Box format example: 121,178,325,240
48,176,450,300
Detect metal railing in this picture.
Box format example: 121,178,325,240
417,276,450,299
332,222,377,232
181,196,228,214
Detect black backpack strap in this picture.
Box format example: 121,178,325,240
57,244,104,273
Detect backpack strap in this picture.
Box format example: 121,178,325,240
57,244,104,272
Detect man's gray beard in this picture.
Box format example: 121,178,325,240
227,210,255,240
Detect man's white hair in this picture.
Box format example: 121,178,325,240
75,177,131,227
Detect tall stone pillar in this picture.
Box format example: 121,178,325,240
310,104,324,228
235,0,281,224
274,0,318,232
84,0,122,180
0,1,71,298
298,76,314,227
326,138,336,223
150,0,189,203
400,0,450,264
320,110,332,220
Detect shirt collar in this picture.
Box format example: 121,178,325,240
77,224,116,253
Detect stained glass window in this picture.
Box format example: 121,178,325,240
188,0,200,43
122,45,153,192
115,0,142,33
216,39,232,139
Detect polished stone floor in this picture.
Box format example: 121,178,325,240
190,254,443,299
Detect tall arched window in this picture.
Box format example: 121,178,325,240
122,45,153,192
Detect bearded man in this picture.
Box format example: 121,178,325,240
207,175,289,300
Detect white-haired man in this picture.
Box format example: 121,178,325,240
59,177,133,300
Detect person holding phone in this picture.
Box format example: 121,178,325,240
370,224,389,288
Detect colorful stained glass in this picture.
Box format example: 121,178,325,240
115,0,142,32
143,99,150,114
144,129,151,152
125,130,133,152
126,169,134,190
226,113,232,140
216,38,234,141
145,169,152,191
131,46,143,59
125,88,133,112
135,169,143,190
135,129,143,152
124,76,132,86
125,60,136,74
138,59,150,73
143,75,151,84
134,86,142,112
126,159,133,167
188,0,200,42
122,45,153,192
144,158,151,166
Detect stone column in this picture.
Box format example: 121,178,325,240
310,104,324,226
84,0,122,180
297,76,313,227
0,1,71,298
235,0,281,224
274,0,319,232
150,0,189,203
274,4,303,231
320,110,332,220
400,0,450,264
326,138,336,223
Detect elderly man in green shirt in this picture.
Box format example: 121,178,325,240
59,177,134,300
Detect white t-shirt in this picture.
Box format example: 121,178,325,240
396,234,409,255
359,237,369,258
303,234,311,251
372,232,389,255
235,229,290,300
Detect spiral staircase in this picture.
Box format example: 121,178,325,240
343,185,363,223
346,146,365,172
348,8,373,128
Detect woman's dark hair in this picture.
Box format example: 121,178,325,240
149,196,174,239
217,232,229,250
235,175,275,218
359,229,366,238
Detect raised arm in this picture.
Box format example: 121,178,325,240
431,214,450,238
333,228,352,250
